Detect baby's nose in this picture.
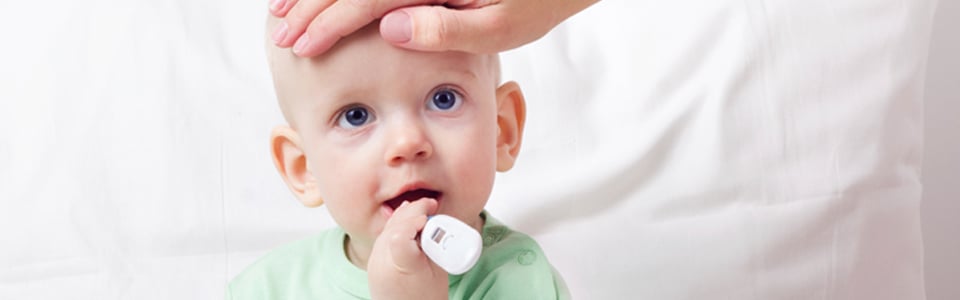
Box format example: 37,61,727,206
384,124,433,165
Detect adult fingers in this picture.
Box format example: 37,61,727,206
380,4,530,54
268,0,299,17
445,0,499,9
273,0,337,48
291,0,449,57
382,0,601,53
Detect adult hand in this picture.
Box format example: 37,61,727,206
268,0,599,57
367,198,447,300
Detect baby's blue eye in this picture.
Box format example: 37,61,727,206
428,88,462,111
337,106,372,128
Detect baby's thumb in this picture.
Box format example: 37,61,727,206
380,5,504,53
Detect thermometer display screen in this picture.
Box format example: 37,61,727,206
431,228,447,244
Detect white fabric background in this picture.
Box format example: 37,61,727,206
0,0,951,299
921,0,960,299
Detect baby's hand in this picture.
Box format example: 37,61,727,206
368,198,447,300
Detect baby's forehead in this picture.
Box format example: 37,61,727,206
314,28,493,78
267,19,496,80
266,18,500,124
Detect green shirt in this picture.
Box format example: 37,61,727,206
227,212,569,299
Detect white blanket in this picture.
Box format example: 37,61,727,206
0,0,942,299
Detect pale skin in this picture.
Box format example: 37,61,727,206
266,19,526,299
268,0,600,57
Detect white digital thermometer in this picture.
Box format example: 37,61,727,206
420,214,482,275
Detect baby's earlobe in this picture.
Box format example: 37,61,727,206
300,171,325,207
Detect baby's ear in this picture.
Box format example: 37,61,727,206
495,81,527,172
270,126,324,207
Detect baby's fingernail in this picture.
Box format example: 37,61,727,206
272,21,288,44
293,33,310,54
382,11,412,43
399,201,410,208
270,0,285,12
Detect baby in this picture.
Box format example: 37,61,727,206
226,16,568,299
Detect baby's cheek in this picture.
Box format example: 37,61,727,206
313,157,375,213
452,138,498,196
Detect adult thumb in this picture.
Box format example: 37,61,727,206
380,5,505,53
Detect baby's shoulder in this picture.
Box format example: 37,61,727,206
227,229,342,299
233,230,331,278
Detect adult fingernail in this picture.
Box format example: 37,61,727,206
293,33,310,54
270,0,285,12
272,21,288,44
382,11,412,43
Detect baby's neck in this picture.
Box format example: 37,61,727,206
467,212,486,233
344,236,373,270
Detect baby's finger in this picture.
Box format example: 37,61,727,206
399,197,439,217
383,199,438,271
384,198,439,238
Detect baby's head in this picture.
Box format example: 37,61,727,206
265,17,526,254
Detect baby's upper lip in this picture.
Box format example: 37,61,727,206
393,182,431,197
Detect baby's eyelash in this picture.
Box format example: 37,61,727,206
428,85,469,101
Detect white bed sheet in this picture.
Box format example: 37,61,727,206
0,0,942,299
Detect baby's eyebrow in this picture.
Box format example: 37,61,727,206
311,87,369,106
445,68,481,82
303,90,359,119
424,68,484,89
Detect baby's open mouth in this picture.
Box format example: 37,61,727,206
384,188,442,211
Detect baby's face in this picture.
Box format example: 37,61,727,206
273,25,503,249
